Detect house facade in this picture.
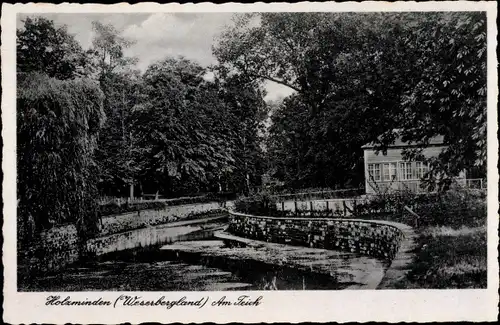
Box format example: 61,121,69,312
362,134,466,194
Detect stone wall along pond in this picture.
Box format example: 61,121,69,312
227,211,407,260
19,202,223,274
99,202,221,236
18,223,80,274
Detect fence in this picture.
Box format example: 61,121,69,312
274,198,366,218
465,178,487,190
271,188,363,201
368,178,486,194
98,195,208,206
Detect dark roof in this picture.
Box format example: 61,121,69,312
362,132,445,149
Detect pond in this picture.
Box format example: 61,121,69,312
23,237,386,291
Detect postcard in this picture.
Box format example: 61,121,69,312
2,1,498,323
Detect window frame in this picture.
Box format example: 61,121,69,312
415,161,429,180
399,161,414,181
368,163,381,182
382,162,398,181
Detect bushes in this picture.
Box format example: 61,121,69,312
353,189,486,229
271,188,363,201
99,193,235,217
99,201,167,217
412,190,486,228
233,189,487,229
234,193,279,216
356,189,487,289
394,226,487,289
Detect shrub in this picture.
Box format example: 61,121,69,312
353,188,486,229
234,193,279,216
99,201,167,217
394,226,487,289
271,188,363,201
412,189,486,228
99,193,235,216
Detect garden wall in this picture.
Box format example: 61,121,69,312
87,215,225,256
99,202,221,235
18,223,80,274
20,202,223,274
228,211,408,260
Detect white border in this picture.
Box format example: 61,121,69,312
2,2,498,323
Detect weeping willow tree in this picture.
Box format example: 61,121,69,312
17,72,105,250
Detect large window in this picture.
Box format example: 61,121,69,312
382,163,397,181
415,161,429,179
399,162,413,180
368,163,381,181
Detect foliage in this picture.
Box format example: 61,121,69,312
396,12,487,190
132,58,229,194
17,17,92,79
99,194,228,217
353,189,487,229
271,188,363,201
234,193,279,216
88,21,143,197
99,201,167,217
17,72,105,244
215,12,487,190
394,226,486,289
215,71,269,194
90,21,139,77
95,70,145,196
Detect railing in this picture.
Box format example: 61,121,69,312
98,195,207,206
465,178,487,190
271,188,363,201
369,178,486,194
367,180,431,194
274,197,366,218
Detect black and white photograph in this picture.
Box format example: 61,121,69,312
2,1,498,323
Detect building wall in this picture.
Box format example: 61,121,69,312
365,146,446,163
363,146,466,194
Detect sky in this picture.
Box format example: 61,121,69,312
17,13,295,102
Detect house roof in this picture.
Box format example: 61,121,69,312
362,131,445,149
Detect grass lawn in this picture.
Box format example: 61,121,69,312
393,225,487,289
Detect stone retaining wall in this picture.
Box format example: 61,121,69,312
99,202,221,236
87,216,225,256
228,211,409,260
18,224,80,274
19,203,223,274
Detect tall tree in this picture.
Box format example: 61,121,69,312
217,12,487,190
17,17,92,79
90,21,138,78
395,12,487,189
132,57,236,196
17,72,105,246
89,21,141,197
216,71,269,194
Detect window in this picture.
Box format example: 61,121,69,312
368,163,381,181
415,161,429,179
399,162,413,180
382,163,397,181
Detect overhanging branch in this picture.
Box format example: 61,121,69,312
248,73,302,93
